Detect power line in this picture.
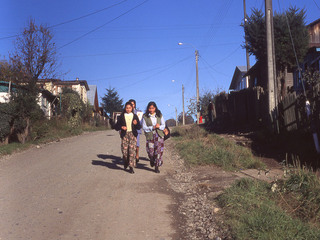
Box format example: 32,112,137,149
90,60,187,81
117,55,192,90
0,0,129,41
62,43,240,58
49,0,128,28
207,45,242,67
278,0,306,95
58,0,150,49
313,0,320,11
200,0,234,52
200,56,230,78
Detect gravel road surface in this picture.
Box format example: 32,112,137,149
0,130,178,240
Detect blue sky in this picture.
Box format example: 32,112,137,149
1,0,320,120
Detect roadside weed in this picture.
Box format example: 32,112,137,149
218,178,320,240
172,125,264,171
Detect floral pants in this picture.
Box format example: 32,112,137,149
121,132,137,167
146,132,164,167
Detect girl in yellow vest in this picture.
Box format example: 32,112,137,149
113,102,141,174
142,101,166,173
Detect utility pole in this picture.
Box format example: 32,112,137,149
182,84,185,125
175,107,178,126
195,50,200,124
243,0,250,72
265,0,277,116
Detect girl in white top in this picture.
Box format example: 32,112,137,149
141,101,165,173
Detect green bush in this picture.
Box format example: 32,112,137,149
0,103,13,142
60,91,83,128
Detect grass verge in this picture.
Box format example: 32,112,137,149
172,125,264,171
217,175,320,240
172,125,320,239
0,119,109,157
0,142,32,156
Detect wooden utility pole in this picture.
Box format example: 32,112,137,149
182,84,185,125
195,50,200,124
175,107,178,126
265,0,277,115
243,0,250,72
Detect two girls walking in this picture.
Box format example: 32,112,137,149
112,101,166,174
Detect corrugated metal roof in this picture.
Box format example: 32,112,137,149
87,85,97,105
229,66,248,90
0,81,17,92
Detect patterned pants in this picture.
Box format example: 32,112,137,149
121,132,137,167
146,132,164,167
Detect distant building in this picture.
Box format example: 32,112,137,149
229,66,248,91
37,89,59,119
0,81,58,119
37,78,89,104
87,85,99,112
294,18,320,91
0,81,15,103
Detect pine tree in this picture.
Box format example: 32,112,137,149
101,87,124,118
243,7,309,71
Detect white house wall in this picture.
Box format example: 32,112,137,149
0,93,10,103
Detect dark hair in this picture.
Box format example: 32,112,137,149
122,101,134,113
145,101,162,117
128,99,136,107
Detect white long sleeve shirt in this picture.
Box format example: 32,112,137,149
142,113,165,133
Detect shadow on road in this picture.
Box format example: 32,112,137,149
92,154,156,173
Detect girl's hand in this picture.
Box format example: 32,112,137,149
133,120,137,125
121,126,127,130
155,123,160,129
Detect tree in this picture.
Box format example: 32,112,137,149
303,69,320,89
10,18,58,90
187,90,216,119
178,113,194,125
166,118,176,127
243,7,309,72
1,19,58,144
101,87,123,118
60,88,83,128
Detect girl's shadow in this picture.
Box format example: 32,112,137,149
92,155,155,172
92,154,123,170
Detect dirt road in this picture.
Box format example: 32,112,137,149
0,130,178,240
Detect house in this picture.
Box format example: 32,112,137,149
294,18,320,91
244,61,268,90
0,81,14,103
37,78,90,104
37,89,59,119
0,81,58,119
87,85,100,114
229,66,249,91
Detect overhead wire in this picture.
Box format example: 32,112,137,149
89,59,190,82
62,43,240,58
277,0,306,96
116,55,192,90
49,0,128,29
58,0,150,49
200,0,234,52
209,45,242,67
312,0,320,11
0,0,129,40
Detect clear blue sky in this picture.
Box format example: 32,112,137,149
1,0,320,120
